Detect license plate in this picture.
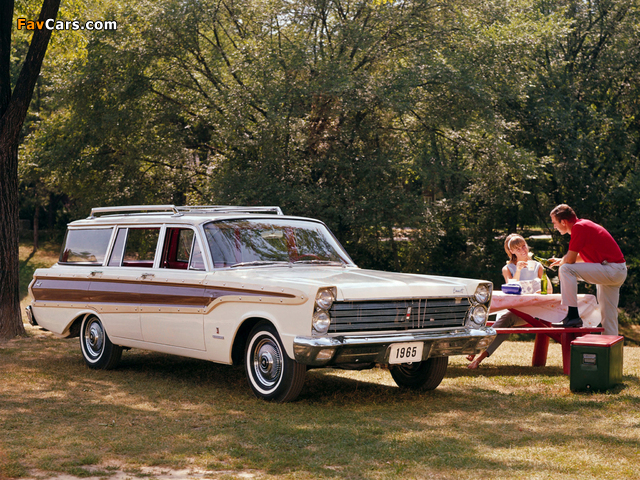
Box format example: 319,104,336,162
389,342,424,364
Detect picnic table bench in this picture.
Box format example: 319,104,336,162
489,292,604,374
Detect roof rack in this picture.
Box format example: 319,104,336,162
88,205,284,219
174,206,284,215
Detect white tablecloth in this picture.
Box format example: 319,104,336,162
490,291,601,327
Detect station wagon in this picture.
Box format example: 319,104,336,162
27,205,495,401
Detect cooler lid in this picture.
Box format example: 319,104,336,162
571,334,624,347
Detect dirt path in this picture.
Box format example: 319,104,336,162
22,466,260,480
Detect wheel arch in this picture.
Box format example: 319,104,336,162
231,317,270,365
64,312,93,338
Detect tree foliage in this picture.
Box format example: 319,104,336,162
18,0,640,310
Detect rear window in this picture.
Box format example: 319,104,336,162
60,228,114,265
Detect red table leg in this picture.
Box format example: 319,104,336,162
509,308,553,368
532,334,550,367
560,333,575,375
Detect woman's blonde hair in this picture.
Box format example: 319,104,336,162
504,234,527,264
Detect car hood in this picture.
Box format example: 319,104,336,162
213,266,485,300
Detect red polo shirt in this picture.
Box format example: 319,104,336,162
569,219,625,264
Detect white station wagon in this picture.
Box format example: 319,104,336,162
27,205,495,402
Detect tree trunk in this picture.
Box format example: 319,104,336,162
0,139,22,339
0,0,61,340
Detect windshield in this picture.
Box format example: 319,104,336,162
203,218,354,268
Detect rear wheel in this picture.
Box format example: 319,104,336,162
80,315,122,370
389,356,448,391
244,321,306,402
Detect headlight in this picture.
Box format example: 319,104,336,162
313,287,336,334
474,283,492,304
465,305,488,328
312,310,331,334
315,288,336,310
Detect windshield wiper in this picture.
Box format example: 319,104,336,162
230,261,289,268
292,260,344,265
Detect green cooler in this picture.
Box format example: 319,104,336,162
570,334,624,392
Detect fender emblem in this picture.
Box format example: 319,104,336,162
453,287,464,294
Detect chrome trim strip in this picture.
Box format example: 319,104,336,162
337,295,471,302
90,205,179,218
175,205,284,216
89,205,284,219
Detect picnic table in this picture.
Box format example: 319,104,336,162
489,291,604,374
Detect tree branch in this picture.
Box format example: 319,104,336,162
1,0,61,140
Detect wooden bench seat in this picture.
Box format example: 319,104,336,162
489,323,604,374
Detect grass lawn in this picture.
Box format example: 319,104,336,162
4,242,639,479
1,330,639,479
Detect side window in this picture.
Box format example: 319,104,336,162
59,228,113,265
161,228,206,271
189,238,205,271
176,230,194,262
122,228,160,268
107,228,127,266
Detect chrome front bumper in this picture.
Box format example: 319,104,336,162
293,328,496,366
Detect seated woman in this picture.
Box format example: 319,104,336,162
467,233,544,369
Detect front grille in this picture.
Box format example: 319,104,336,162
329,298,470,333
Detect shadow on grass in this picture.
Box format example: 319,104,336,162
4,334,640,479
19,249,36,268
446,364,566,378
18,251,38,299
115,350,404,403
569,378,640,402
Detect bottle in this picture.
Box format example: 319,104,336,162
532,255,554,270
541,273,549,295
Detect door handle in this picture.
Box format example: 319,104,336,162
141,273,155,279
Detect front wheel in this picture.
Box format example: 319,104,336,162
80,315,122,370
244,322,306,402
389,356,448,391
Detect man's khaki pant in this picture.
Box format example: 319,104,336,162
559,262,627,335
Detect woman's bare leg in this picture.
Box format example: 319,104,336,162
468,351,489,369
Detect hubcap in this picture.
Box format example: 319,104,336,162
85,320,104,358
252,337,282,388
398,362,420,375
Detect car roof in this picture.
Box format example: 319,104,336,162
66,205,323,228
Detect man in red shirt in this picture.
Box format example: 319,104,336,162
550,204,627,334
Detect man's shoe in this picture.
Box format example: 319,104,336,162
552,315,583,328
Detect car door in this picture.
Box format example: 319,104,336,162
88,226,160,341
139,226,208,351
